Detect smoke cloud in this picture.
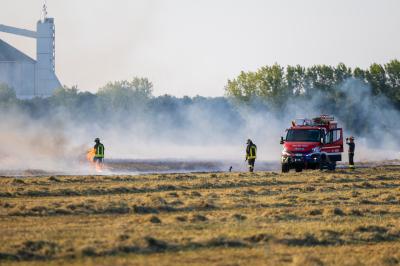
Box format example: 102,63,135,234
0,77,399,174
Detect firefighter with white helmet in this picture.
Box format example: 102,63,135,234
346,136,355,169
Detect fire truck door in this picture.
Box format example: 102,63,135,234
321,128,343,161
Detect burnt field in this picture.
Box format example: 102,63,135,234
1,165,400,265
0,159,280,176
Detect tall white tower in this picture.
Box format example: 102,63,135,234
35,2,60,96
0,1,61,98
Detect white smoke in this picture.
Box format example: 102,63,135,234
0,77,399,174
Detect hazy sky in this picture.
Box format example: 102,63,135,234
0,0,399,96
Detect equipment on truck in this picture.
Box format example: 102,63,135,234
279,115,343,173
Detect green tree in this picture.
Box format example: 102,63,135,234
305,65,336,94
97,77,153,118
334,63,352,84
256,64,288,106
226,64,289,107
0,83,18,110
0,83,17,102
366,63,387,95
353,67,366,81
384,60,400,104
286,65,306,96
225,71,259,102
51,85,79,107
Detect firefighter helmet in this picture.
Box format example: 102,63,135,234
95,138,100,143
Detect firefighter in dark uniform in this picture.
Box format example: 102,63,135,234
245,139,257,172
94,138,105,164
346,136,355,169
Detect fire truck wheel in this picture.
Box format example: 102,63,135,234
281,163,290,173
295,166,303,172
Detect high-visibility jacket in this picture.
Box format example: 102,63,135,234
246,144,257,160
94,143,105,158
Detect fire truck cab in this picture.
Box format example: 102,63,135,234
280,115,343,172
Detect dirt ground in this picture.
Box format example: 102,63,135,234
1,165,400,265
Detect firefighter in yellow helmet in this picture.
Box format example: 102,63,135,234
245,139,257,172
93,138,105,164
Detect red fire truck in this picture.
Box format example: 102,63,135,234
280,115,343,172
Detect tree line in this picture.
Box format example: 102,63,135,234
1,60,399,142
0,78,241,137
225,60,400,138
225,60,400,107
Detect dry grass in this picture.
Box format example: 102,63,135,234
1,166,400,265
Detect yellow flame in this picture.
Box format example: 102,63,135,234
86,148,95,162
86,148,102,173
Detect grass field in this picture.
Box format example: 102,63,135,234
1,166,400,265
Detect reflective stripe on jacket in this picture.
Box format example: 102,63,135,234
246,144,257,160
95,143,105,158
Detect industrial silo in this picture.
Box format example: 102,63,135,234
0,3,61,99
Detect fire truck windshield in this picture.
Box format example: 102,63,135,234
286,129,321,142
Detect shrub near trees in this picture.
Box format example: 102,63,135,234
0,83,17,107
